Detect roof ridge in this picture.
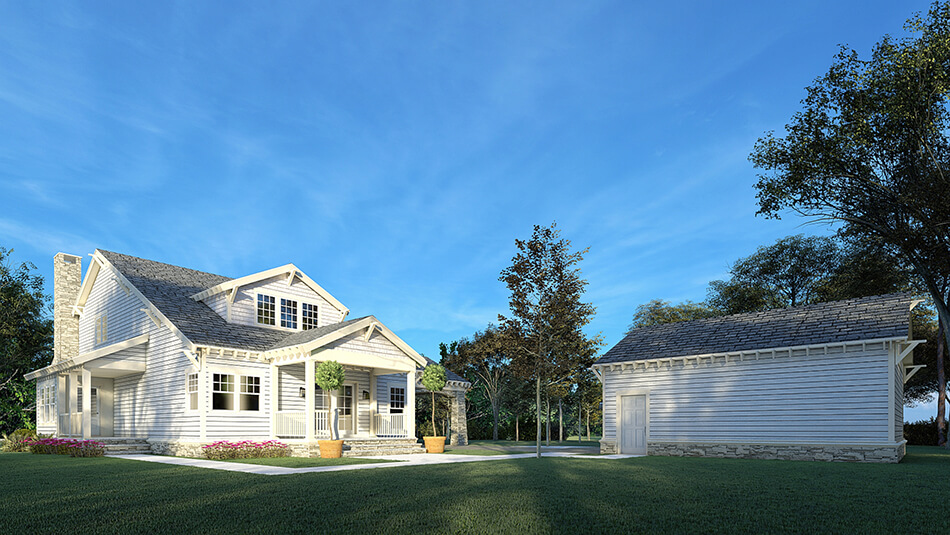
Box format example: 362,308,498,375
97,249,233,282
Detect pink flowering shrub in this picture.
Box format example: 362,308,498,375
201,440,291,460
27,437,105,457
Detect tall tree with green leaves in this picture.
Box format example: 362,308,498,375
440,325,510,440
0,247,53,434
750,2,950,446
498,223,603,458
626,299,717,333
707,235,841,314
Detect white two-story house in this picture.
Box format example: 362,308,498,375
26,250,470,456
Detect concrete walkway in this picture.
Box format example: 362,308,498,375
109,451,641,476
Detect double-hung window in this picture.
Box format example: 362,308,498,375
212,373,235,410
390,387,405,414
240,376,261,411
257,295,276,326
95,314,108,345
187,373,198,411
280,298,297,329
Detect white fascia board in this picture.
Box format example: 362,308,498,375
74,251,104,309
189,263,350,319
592,336,909,369
266,316,426,368
310,348,416,373
25,333,150,380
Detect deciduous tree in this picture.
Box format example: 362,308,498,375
0,247,52,435
498,223,603,457
750,3,950,445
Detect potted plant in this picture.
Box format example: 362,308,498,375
421,363,447,453
315,360,346,458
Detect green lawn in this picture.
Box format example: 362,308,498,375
2,447,948,533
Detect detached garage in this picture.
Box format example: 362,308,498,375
593,294,921,463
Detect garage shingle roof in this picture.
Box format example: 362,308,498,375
597,293,913,365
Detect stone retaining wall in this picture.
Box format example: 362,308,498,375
648,441,905,463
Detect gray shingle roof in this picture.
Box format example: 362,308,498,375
597,293,913,365
268,316,371,351
100,250,289,351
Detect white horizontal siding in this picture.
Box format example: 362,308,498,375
326,330,407,360
278,363,306,412
75,267,198,439
602,345,895,445
204,358,272,440
376,373,411,414
227,275,342,330
894,363,903,441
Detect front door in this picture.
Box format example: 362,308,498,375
338,384,355,436
90,387,100,435
620,395,647,455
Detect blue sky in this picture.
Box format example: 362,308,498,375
1,1,943,419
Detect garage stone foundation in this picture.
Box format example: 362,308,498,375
599,440,618,454
646,441,906,463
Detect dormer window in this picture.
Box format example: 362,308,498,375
302,303,318,330
280,298,298,329
257,295,276,326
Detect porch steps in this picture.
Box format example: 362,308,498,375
97,438,152,455
339,438,426,457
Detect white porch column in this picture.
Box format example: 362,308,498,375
270,363,279,438
199,354,207,441
81,367,92,438
68,371,79,437
369,374,377,436
56,374,66,437
305,358,315,441
406,371,416,438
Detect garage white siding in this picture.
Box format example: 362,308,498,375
602,342,896,445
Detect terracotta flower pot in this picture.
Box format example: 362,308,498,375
318,439,344,458
424,436,446,453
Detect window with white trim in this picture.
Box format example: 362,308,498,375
95,314,108,345
212,373,235,410
39,384,54,423
240,376,261,411
390,387,405,414
187,373,198,411
257,295,276,326
280,298,298,329
302,303,319,330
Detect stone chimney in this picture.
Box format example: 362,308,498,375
53,253,82,364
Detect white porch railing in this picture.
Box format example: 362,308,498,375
374,413,408,437
275,410,331,438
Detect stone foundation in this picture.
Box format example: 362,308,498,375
148,440,207,458
647,441,906,463
600,439,618,454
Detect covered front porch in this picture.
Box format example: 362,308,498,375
269,347,417,441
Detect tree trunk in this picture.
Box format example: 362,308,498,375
577,404,582,444
536,376,541,458
431,392,436,438
545,396,551,446
492,401,500,441
586,409,591,441
516,415,519,442
558,398,563,443
938,321,947,447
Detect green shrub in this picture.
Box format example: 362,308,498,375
1,428,37,452
904,418,946,446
